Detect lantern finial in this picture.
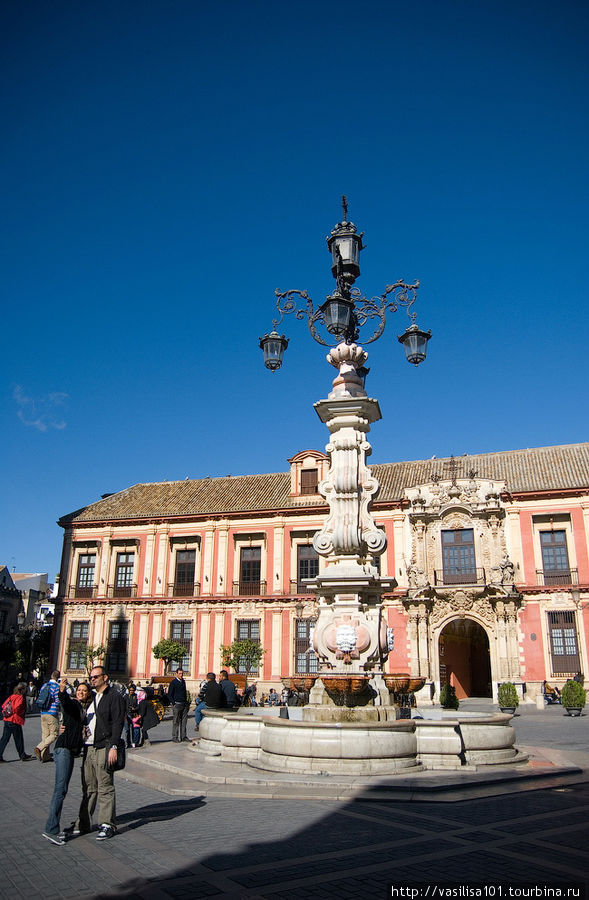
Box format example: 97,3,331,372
341,194,348,222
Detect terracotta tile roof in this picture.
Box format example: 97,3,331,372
60,442,589,525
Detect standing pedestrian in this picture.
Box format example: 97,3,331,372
26,680,38,713
168,667,189,742
42,679,93,845
0,683,34,761
74,666,126,841
35,670,61,763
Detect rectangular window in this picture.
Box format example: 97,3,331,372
67,621,89,671
170,620,192,671
300,469,318,495
295,618,319,674
0,610,7,633
239,547,261,595
540,531,571,585
174,550,196,597
114,552,134,597
235,619,260,673
548,611,580,675
442,529,476,584
106,620,129,674
76,554,96,598
297,545,319,591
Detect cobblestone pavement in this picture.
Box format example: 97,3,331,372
1,709,587,899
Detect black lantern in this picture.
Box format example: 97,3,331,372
320,294,354,341
326,220,364,284
259,330,289,372
398,323,431,366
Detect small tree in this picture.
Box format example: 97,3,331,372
497,681,519,710
561,679,586,711
439,683,459,710
220,639,266,690
152,638,187,674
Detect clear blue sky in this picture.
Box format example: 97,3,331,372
2,1,588,580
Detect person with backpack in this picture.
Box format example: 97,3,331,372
0,682,34,761
35,670,61,763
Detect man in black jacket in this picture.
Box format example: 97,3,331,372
75,666,126,841
168,667,189,742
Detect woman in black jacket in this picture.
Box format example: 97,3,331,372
42,680,92,846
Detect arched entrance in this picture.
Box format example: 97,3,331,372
439,618,492,699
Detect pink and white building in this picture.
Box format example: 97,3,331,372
53,442,589,701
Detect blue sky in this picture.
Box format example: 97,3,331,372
2,1,588,579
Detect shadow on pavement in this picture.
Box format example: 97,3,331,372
117,796,206,833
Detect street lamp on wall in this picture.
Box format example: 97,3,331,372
259,196,431,372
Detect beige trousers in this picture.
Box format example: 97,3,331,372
77,746,117,831
36,714,59,762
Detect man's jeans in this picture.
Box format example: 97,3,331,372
172,702,188,740
76,746,116,831
45,747,75,835
36,714,59,762
194,700,207,727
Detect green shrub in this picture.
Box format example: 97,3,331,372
439,683,459,709
498,682,519,709
561,680,586,709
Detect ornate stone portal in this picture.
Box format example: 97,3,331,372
403,473,524,697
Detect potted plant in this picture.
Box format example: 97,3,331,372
497,682,519,714
560,680,586,717
439,683,459,710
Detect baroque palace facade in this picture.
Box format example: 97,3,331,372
52,442,589,702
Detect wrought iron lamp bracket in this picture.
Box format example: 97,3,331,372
272,289,330,347
354,279,421,345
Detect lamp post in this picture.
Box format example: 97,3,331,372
259,200,432,704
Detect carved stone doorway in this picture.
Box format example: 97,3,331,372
439,618,492,699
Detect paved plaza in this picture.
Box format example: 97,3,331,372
1,704,588,899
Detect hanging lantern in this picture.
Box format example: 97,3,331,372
398,323,431,366
320,294,354,341
259,330,289,371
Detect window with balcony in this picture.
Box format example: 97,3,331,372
239,547,261,595
174,550,196,597
76,554,96,598
114,552,134,597
67,621,89,671
170,620,192,671
548,610,580,675
300,468,318,495
235,619,260,673
297,545,319,592
441,529,477,584
106,620,128,674
540,531,573,586
295,618,319,674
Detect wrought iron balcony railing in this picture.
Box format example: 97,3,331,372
434,568,486,587
536,568,578,587
168,582,202,598
232,580,267,597
290,579,316,595
69,586,97,599
108,584,137,598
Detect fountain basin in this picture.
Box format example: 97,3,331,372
198,707,525,773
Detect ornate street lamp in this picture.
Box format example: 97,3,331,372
258,200,433,694
259,196,431,371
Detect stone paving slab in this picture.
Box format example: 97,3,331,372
2,705,587,898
